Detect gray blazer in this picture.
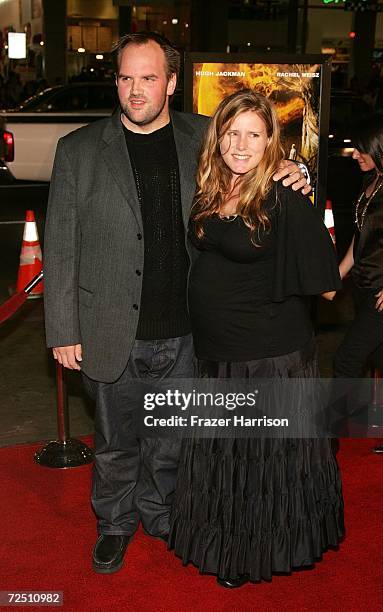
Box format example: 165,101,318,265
44,109,209,383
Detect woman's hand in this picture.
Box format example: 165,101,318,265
321,291,336,301
375,289,383,311
273,160,312,195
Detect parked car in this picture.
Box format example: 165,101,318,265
0,82,118,182
0,158,15,184
0,129,15,184
0,83,371,203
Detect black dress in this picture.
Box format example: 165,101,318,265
168,183,344,582
334,177,383,377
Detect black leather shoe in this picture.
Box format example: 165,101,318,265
217,575,249,589
92,535,131,574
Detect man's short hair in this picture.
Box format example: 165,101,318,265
112,31,180,80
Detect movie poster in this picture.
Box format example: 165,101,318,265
184,55,331,209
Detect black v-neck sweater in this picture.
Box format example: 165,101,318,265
124,122,190,340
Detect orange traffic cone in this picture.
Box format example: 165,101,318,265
16,210,44,298
324,199,336,246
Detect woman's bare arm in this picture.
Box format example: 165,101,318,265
339,236,355,280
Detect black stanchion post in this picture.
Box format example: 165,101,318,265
35,363,93,468
0,270,93,465
371,368,383,454
56,361,69,442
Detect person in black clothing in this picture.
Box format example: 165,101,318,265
334,113,383,378
168,89,344,588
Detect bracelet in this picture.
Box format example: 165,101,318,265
295,162,311,185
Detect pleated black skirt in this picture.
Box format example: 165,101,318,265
168,341,345,582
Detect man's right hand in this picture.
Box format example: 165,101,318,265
52,344,82,370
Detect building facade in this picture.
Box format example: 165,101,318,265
0,0,381,88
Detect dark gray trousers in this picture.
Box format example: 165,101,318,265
334,289,383,377
82,333,195,538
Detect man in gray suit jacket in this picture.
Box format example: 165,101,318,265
44,32,309,574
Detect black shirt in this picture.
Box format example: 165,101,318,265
124,122,190,340
353,184,383,292
188,183,340,362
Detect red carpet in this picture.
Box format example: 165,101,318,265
0,438,382,612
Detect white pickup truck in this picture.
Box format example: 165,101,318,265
0,82,117,182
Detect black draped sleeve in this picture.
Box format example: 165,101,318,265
272,182,342,302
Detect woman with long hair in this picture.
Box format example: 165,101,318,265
168,89,344,587
334,113,383,378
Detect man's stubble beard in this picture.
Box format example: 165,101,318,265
120,92,169,128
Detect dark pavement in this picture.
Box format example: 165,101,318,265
0,183,94,447
0,182,355,448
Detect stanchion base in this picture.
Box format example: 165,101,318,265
367,405,383,428
34,438,93,468
352,404,383,428
372,444,383,454
27,293,43,300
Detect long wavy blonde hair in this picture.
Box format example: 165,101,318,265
192,89,284,244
